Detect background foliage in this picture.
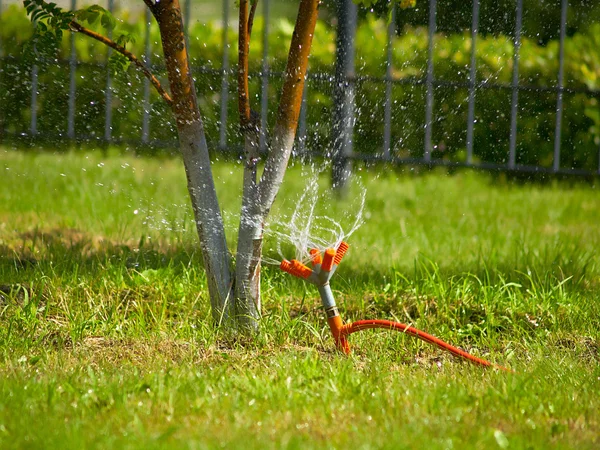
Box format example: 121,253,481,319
0,4,599,169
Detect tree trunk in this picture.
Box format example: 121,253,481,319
235,1,263,329
234,118,263,329
151,0,320,329
153,0,233,322
233,0,321,328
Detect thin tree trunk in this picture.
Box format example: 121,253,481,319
257,0,319,211
178,120,233,321
153,0,233,322
235,0,263,328
234,121,262,328
233,0,320,328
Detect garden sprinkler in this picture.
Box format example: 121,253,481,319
280,242,511,371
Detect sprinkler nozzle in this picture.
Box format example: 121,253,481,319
334,241,349,266
280,259,294,275
321,248,336,272
280,259,313,279
309,248,322,266
291,260,313,279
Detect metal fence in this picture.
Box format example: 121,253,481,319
332,0,600,182
1,0,599,182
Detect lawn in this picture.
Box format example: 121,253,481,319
1,148,599,449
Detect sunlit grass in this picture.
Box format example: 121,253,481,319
1,148,599,448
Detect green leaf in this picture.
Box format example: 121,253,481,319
115,33,136,47
100,11,116,31
108,52,130,75
76,5,108,25
77,10,99,25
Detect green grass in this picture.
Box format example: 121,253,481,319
1,148,599,449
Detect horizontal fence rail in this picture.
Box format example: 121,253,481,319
0,0,599,180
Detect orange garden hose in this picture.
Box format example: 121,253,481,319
331,318,510,371
280,241,511,371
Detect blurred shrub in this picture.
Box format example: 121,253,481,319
0,4,598,169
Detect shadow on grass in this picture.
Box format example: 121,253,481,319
0,227,204,275
2,226,596,294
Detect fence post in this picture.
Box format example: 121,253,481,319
553,0,568,172
183,0,190,34
259,0,270,153
382,4,396,159
466,0,479,165
103,0,114,143
332,0,357,190
424,0,437,162
67,0,77,140
0,0,3,56
0,0,3,143
218,0,230,149
30,63,39,137
508,0,523,169
141,7,152,144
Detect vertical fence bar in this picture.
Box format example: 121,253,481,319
332,0,357,189
67,0,77,139
553,0,568,172
296,79,309,156
104,0,114,143
29,13,39,137
141,7,152,144
466,0,479,165
259,0,270,152
0,0,3,79
508,0,523,169
218,0,230,149
424,0,436,162
30,61,39,136
0,0,4,57
184,0,191,34
382,3,396,159
0,0,4,142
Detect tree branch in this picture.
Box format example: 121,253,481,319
238,0,251,127
247,0,259,39
257,0,319,211
69,20,173,107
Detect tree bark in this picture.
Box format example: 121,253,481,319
150,0,319,329
153,0,233,322
257,0,319,211
234,0,320,328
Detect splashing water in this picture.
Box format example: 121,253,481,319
262,168,366,266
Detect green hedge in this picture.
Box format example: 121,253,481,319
0,5,599,170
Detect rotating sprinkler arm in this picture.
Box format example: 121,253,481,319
280,242,511,371
280,244,351,353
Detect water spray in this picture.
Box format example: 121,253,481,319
280,241,511,371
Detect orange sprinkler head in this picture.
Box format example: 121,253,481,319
309,248,322,266
321,248,336,272
290,260,313,279
333,241,349,266
280,259,312,279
